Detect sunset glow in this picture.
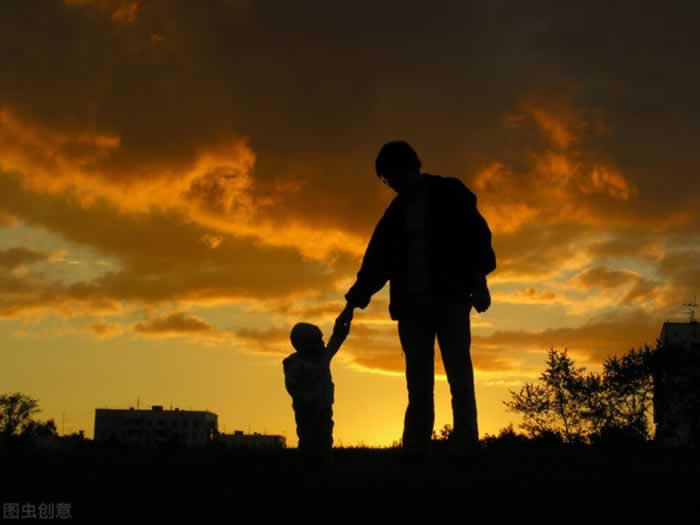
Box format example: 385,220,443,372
1,1,698,447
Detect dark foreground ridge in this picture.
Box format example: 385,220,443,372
3,442,700,518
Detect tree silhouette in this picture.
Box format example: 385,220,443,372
505,347,656,444
0,392,39,437
595,346,655,442
429,424,454,441
505,349,591,442
22,418,58,439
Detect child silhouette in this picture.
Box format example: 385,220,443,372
283,311,351,461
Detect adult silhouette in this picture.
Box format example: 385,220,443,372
338,141,496,453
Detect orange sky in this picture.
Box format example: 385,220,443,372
1,1,699,446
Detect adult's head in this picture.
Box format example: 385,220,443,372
375,141,423,194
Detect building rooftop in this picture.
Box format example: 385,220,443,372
95,406,217,417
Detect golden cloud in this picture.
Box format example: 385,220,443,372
475,153,638,234
0,170,353,319
0,109,366,262
524,104,577,149
472,99,642,253
585,165,635,201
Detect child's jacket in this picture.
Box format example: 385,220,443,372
283,352,334,407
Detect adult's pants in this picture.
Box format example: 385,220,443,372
398,302,478,450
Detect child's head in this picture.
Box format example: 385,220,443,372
290,322,324,357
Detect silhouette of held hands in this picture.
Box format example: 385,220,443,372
333,316,351,342
338,303,354,324
334,305,353,341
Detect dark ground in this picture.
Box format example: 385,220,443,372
2,443,699,519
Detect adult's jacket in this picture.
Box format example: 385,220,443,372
345,174,496,320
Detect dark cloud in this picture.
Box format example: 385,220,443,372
586,233,661,261
133,312,214,336
576,267,641,289
86,319,123,338
0,247,49,269
574,261,687,309
474,308,661,364
1,0,697,238
656,250,700,308
0,277,121,319
0,0,697,350
231,326,290,354
622,277,660,305
501,288,560,304
493,223,593,279
658,250,700,287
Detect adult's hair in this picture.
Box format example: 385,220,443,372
375,141,422,177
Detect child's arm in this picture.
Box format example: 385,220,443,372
325,314,351,361
283,357,302,398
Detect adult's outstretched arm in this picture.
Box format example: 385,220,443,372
344,207,393,310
